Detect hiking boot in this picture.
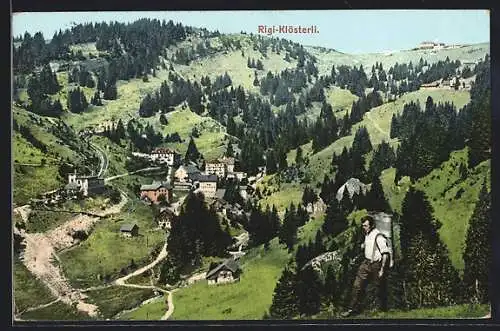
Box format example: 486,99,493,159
340,309,358,318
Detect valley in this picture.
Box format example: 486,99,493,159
12,15,491,321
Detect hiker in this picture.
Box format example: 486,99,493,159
341,215,390,317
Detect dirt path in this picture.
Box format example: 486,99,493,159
161,289,177,320
104,167,162,183
114,242,168,285
15,192,128,318
16,298,61,316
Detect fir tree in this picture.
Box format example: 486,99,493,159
463,181,491,304
296,266,323,316
365,175,391,212
269,266,299,319
467,91,491,168
185,136,201,164
400,187,461,308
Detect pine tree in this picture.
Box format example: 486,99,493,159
323,265,339,306
279,206,299,251
185,137,201,164
269,266,299,319
463,181,491,304
296,266,323,316
468,91,491,168
322,198,347,236
400,187,461,308
365,175,391,212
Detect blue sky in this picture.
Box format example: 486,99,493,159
12,10,489,54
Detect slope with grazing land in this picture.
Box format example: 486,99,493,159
58,202,165,289
380,147,491,272
294,87,471,186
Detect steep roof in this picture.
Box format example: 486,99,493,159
194,174,218,182
120,223,138,232
205,258,240,279
140,181,172,191
177,164,200,174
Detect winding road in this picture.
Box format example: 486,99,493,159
88,141,109,178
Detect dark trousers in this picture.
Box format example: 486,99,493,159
349,259,388,312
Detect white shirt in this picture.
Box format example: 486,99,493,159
364,228,390,262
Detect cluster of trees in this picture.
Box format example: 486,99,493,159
348,90,384,124
399,187,462,307
247,57,264,70
278,202,310,251
117,119,164,153
245,204,281,248
259,69,308,105
311,102,339,152
162,191,232,282
101,119,126,144
418,57,461,84
68,66,95,88
268,228,337,319
13,31,70,74
67,87,89,113
328,64,368,97
14,19,189,77
26,64,63,116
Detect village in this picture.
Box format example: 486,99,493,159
27,144,259,287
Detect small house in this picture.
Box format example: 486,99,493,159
140,181,173,204
157,208,176,230
206,258,241,285
120,224,139,237
194,174,218,198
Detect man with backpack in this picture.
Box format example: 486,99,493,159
341,215,391,317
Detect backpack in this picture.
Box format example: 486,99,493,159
372,232,394,269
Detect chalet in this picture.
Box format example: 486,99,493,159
175,164,201,183
120,223,139,237
150,148,180,166
205,160,226,178
157,208,176,230
140,181,173,204
65,172,105,197
206,258,241,285
194,174,218,198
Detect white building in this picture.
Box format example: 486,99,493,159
66,172,105,197
150,148,180,166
